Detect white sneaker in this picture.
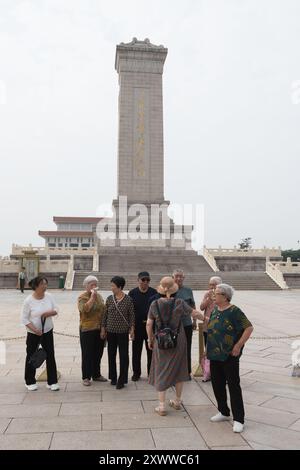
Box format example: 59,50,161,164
26,384,38,391
46,383,60,391
233,421,244,433
210,412,231,422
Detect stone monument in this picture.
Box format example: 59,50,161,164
91,38,212,281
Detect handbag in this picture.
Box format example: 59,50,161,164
201,356,211,382
28,318,47,369
155,299,180,350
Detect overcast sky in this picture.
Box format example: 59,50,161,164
0,0,300,255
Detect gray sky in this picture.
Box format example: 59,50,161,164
0,0,300,255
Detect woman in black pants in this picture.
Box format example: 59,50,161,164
195,283,253,434
21,276,59,391
78,275,107,386
101,276,135,389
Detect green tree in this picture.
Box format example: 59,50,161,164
238,237,252,250
281,249,300,262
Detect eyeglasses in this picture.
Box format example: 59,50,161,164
141,278,150,282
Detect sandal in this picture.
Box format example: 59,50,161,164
169,399,182,410
155,405,167,416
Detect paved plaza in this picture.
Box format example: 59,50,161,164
0,289,299,450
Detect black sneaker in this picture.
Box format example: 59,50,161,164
111,380,117,386
131,374,140,381
116,382,124,389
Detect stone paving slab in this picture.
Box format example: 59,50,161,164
6,415,102,434
151,427,208,450
22,391,103,404
245,403,300,428
242,420,300,449
50,429,155,450
261,396,300,414
102,411,193,430
0,433,53,450
0,393,26,405
0,404,61,418
211,446,252,450
0,418,10,434
244,371,299,386
59,401,144,416
185,405,247,447
245,381,300,400
101,389,158,402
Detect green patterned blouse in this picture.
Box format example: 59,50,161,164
207,305,252,362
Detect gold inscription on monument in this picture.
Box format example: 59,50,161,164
134,91,146,177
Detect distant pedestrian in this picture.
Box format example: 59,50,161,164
18,267,26,293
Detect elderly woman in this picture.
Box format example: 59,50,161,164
200,276,222,346
195,283,253,433
146,277,204,416
21,276,59,391
101,276,135,389
78,275,107,386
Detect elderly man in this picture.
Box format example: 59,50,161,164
128,271,157,381
200,276,222,346
172,269,196,378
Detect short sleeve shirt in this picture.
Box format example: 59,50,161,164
175,287,195,327
207,305,252,361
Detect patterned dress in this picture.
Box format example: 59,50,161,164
148,298,193,391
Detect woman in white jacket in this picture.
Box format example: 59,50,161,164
21,276,59,391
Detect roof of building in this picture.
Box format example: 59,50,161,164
53,216,102,224
39,231,94,237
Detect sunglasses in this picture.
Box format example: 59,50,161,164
141,278,150,282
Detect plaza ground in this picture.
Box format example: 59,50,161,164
0,289,299,450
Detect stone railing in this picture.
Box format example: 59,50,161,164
202,246,218,272
0,258,20,272
272,258,300,273
39,260,69,273
64,257,75,290
266,261,289,289
207,246,282,258
11,244,95,256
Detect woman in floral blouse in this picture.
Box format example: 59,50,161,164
194,283,253,433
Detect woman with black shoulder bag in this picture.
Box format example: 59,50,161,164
101,276,135,389
146,277,204,416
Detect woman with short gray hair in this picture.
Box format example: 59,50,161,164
194,283,253,433
77,276,107,386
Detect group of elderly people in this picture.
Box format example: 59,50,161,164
21,270,253,434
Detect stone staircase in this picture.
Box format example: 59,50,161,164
215,271,280,290
73,268,281,291
283,273,300,289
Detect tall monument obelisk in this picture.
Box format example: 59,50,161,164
97,38,193,253
114,38,168,207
